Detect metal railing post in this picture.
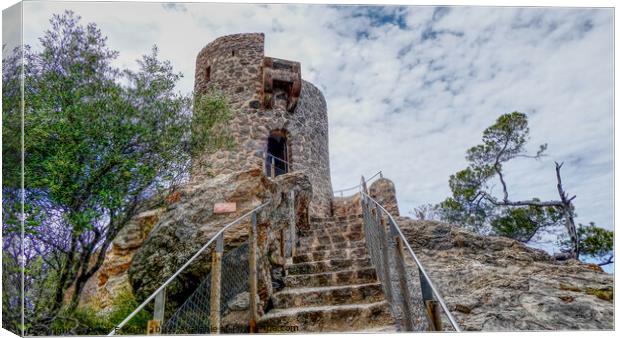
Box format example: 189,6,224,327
376,209,394,306
279,228,285,258
288,190,296,262
357,191,461,332
389,220,414,331
249,211,259,333
108,203,270,336
209,233,224,333
270,157,275,178
361,176,368,194
147,288,166,334
419,269,442,331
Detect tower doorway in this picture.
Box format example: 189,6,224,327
266,130,290,177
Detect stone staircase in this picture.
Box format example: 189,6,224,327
258,216,397,333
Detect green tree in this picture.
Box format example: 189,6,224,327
438,112,612,263
2,11,210,332
490,203,561,242
560,223,614,267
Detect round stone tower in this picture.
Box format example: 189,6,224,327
192,33,333,217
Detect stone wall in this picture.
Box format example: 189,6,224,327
368,178,399,216
192,33,333,217
332,177,399,218
332,194,362,217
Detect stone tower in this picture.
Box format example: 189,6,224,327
192,33,333,216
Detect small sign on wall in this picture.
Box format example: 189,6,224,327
214,202,237,214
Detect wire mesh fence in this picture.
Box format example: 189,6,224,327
162,242,250,334
360,190,460,332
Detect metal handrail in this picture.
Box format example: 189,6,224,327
264,152,292,178
359,191,461,332
263,152,384,198
333,171,383,196
108,202,270,335
264,152,292,166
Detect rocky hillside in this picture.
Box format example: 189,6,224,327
77,172,613,332
397,217,613,330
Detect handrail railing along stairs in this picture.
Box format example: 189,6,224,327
358,175,461,332
108,202,271,335
109,159,460,334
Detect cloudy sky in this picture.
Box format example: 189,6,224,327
14,2,614,255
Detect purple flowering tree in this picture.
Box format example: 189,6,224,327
3,11,198,334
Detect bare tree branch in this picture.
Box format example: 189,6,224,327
598,256,614,267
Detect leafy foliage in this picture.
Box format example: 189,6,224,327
438,166,495,232
1,10,229,334
191,91,235,157
105,290,151,334
436,111,613,264
438,112,552,234
49,307,110,336
560,223,614,265
39,290,149,335
411,203,441,221
490,204,561,242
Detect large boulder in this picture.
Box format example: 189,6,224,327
396,218,613,330
78,208,164,311
128,168,312,311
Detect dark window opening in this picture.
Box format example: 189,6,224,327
272,80,292,106
205,66,211,82
266,131,289,177
273,80,292,94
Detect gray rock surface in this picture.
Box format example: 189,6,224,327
128,168,312,310
396,217,613,331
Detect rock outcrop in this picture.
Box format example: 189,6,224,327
78,168,613,333
78,208,164,311
128,168,312,311
396,218,614,331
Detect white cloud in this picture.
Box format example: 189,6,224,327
21,3,613,241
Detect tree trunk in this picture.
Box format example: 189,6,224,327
555,162,579,259
484,162,580,260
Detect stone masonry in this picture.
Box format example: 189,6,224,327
192,33,333,217
258,214,396,333
77,33,613,333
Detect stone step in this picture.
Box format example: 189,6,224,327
272,282,385,308
297,239,367,252
292,246,368,264
301,222,363,233
284,267,378,288
288,257,372,275
305,219,363,231
297,233,365,250
298,232,348,245
298,226,363,239
257,300,394,333
310,214,363,224
305,219,363,230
